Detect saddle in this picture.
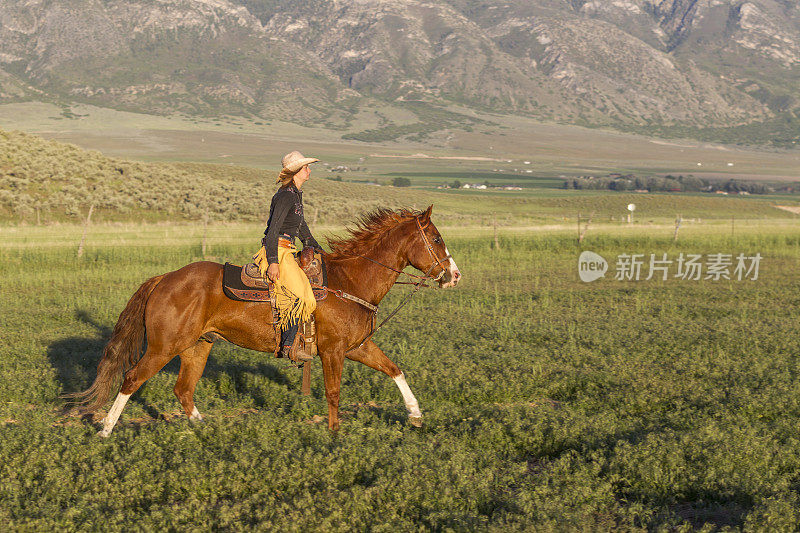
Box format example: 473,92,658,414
221,247,327,302
222,247,327,365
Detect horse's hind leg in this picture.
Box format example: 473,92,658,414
98,343,176,437
346,340,423,427
174,340,213,421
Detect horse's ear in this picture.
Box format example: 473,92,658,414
421,204,433,222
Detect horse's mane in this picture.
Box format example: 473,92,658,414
326,207,421,260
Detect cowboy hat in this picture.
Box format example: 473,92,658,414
281,150,320,172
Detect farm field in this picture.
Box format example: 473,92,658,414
1,219,800,530
2,102,799,184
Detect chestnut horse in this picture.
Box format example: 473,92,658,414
68,206,461,436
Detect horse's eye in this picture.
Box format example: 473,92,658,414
433,237,441,244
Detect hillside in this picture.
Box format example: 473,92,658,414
0,0,798,144
0,127,444,224
0,128,795,226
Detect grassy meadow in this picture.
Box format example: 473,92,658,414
1,218,800,530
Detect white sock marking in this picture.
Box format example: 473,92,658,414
99,392,131,437
393,372,422,418
190,406,203,421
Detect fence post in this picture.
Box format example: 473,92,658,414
301,365,311,396
201,214,209,257
77,202,95,258
493,215,500,250
579,212,593,244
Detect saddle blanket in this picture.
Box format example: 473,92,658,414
222,252,328,303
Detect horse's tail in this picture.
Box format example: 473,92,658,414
63,274,165,414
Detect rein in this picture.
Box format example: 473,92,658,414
319,215,452,354
343,259,441,354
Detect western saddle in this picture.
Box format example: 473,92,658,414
222,246,327,366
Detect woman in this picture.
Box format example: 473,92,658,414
252,150,322,359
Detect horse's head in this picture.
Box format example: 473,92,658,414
406,205,461,288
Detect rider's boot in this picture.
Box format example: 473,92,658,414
278,318,305,367
295,316,316,361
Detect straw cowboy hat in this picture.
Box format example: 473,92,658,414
281,150,319,172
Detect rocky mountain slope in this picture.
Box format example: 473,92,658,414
0,0,798,138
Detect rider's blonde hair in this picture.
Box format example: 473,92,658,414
276,167,299,186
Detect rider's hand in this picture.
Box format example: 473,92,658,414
267,262,280,282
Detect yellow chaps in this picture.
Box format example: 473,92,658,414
253,243,316,330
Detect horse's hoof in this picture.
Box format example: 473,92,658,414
189,407,204,423
97,429,111,438
408,416,423,428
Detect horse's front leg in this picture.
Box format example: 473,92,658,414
320,346,345,431
346,340,423,427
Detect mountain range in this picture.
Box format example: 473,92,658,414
0,0,798,142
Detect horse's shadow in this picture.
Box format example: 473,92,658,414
48,310,291,418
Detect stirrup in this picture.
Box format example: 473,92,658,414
279,344,306,368
284,347,304,368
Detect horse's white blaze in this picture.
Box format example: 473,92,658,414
190,406,203,421
393,372,422,418
445,247,459,274
443,246,461,286
98,392,131,437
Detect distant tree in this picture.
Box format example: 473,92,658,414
392,177,411,187
683,176,705,191
724,179,741,193
662,177,682,191
451,180,461,189
610,179,631,191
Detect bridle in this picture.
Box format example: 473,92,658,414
340,216,451,285
314,214,453,354
414,215,452,283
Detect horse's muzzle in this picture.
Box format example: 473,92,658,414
438,265,461,288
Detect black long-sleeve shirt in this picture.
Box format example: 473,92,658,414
263,183,320,264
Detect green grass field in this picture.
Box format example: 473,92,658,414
1,219,800,530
